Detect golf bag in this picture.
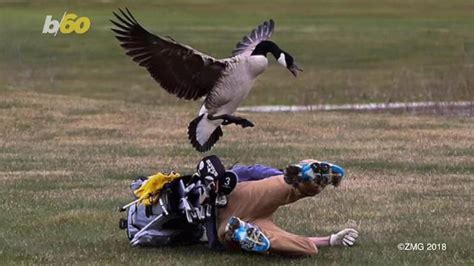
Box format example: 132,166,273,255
118,155,238,248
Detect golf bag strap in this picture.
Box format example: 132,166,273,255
205,195,223,250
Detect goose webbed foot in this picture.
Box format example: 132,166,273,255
208,114,255,128
230,118,254,128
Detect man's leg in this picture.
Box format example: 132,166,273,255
223,217,359,256
217,175,322,243
254,218,319,256
220,160,344,223
217,160,346,252
259,221,359,255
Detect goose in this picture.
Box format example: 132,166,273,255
111,8,302,152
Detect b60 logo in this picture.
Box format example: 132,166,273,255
42,12,91,36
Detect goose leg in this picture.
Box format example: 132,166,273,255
208,114,255,128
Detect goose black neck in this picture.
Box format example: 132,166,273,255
251,40,281,59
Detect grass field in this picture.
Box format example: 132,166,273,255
0,0,473,265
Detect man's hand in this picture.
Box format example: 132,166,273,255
329,228,359,247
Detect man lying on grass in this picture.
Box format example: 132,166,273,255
120,156,358,256
218,159,359,256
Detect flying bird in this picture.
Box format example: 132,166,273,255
111,8,302,152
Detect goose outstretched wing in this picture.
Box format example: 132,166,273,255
231,19,275,57
111,8,226,100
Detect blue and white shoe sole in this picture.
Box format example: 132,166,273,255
323,162,345,186
284,162,345,186
225,216,270,253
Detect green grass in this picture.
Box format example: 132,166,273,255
0,0,473,265
0,91,472,265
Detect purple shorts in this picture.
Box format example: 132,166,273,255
231,164,283,182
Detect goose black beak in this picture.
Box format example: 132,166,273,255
289,64,303,77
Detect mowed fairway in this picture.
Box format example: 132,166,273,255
1,0,473,265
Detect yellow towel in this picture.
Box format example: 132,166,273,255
133,171,180,206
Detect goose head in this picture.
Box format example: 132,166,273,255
252,40,303,77
277,51,303,77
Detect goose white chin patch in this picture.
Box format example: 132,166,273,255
277,53,287,67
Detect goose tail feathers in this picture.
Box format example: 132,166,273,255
188,114,223,152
